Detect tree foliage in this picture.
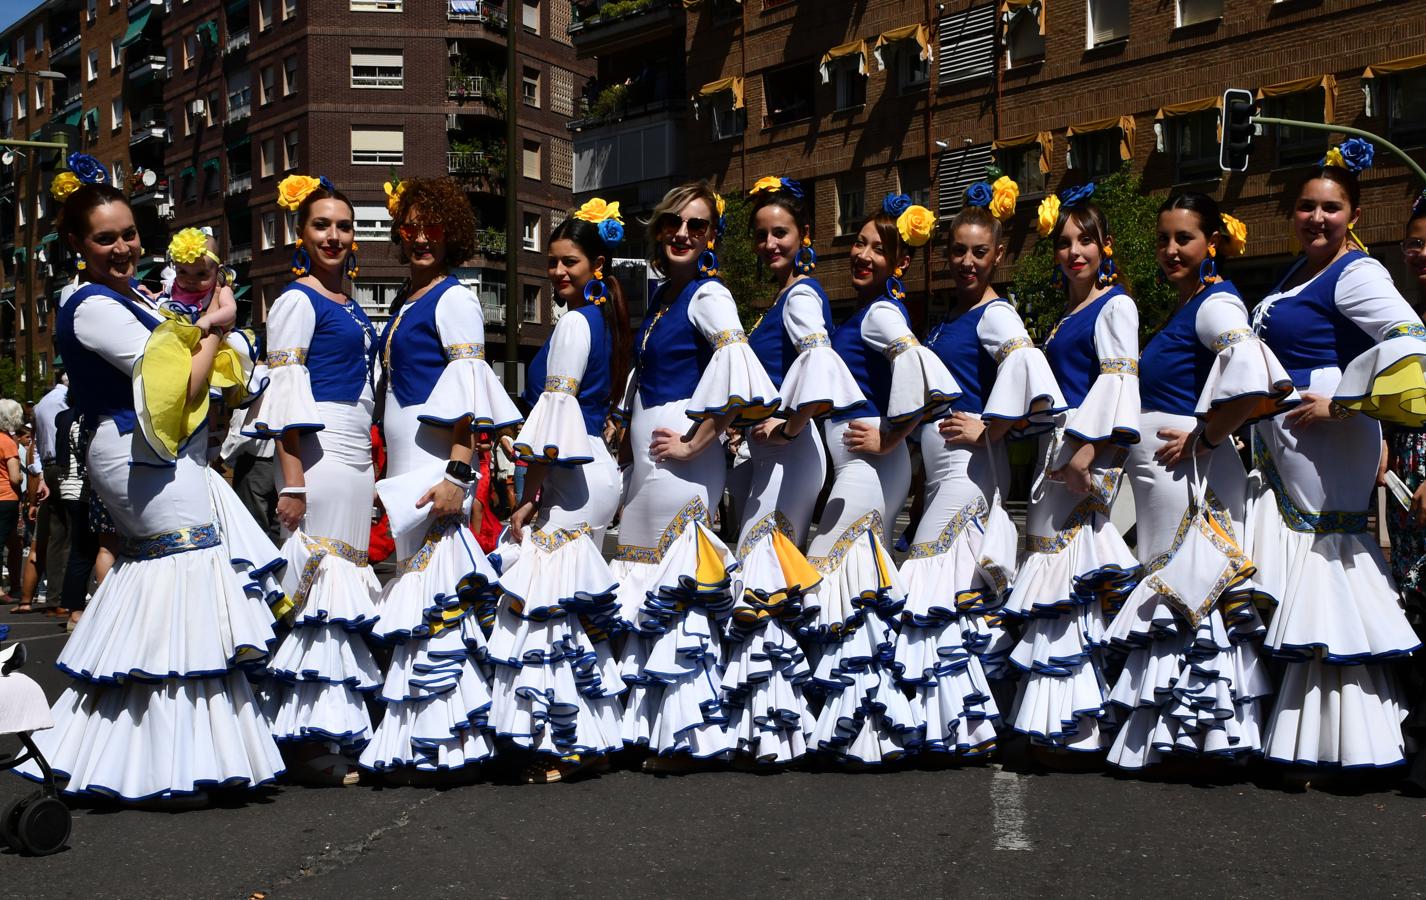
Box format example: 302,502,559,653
716,193,776,326
1011,166,1177,342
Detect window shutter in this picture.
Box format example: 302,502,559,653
937,4,995,87
936,142,994,218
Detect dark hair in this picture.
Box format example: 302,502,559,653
549,215,631,418
747,188,810,238
295,184,355,229
389,177,479,265
1299,164,1362,210
860,211,915,266
948,205,1005,248
1158,191,1225,240
1051,200,1111,249
58,183,129,245
1408,191,1426,227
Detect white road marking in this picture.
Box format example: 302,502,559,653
990,765,1033,851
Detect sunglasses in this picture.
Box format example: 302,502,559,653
656,213,712,238
1405,238,1426,256
398,222,445,242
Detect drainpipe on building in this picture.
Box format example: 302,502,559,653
503,10,520,394
922,0,934,332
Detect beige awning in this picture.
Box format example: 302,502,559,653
1067,114,1136,161
819,40,870,84
1000,0,1047,35
993,130,1053,174
1256,74,1337,124
697,76,744,110
872,23,933,70
1363,53,1426,80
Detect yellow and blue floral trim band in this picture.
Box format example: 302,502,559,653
615,496,709,564
907,496,989,560
736,509,796,561
1099,357,1139,376
444,342,486,361
1386,322,1426,340
529,523,591,554
994,336,1034,364
710,328,748,349
544,375,580,395
398,513,468,574
289,533,370,615
1254,444,1367,534
796,332,831,351
120,522,222,560
1211,328,1255,352
266,348,308,368
883,335,919,361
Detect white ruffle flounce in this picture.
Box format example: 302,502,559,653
244,364,322,436
620,623,734,758
886,344,959,425
0,672,53,735
983,343,1067,427
373,523,501,642
1334,334,1426,427
1063,372,1140,445
1008,610,1111,751
512,392,595,464
807,614,920,763
421,356,523,429
896,622,1000,755
777,345,866,416
1263,660,1408,768
205,467,286,609
733,529,820,626
686,341,780,425
1196,336,1298,421
721,617,813,763
1003,519,1139,619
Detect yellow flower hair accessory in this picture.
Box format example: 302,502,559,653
1220,214,1247,256
715,193,726,219
574,197,622,224
989,175,1020,222
168,228,219,266
1323,146,1344,169
749,176,784,195
50,171,82,202
277,174,323,211
1036,194,1061,237
896,204,936,248
383,178,405,217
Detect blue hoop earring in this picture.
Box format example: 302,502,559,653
290,239,310,277
1049,266,1067,291
584,270,609,305
885,268,906,301
698,246,719,278
345,248,360,280
1096,256,1118,288
1198,249,1219,287
793,238,817,275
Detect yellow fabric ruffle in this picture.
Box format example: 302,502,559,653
1338,356,1426,427
135,315,251,461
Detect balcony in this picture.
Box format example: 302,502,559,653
447,151,490,176
447,75,497,101
48,33,81,65
129,175,168,207
129,123,168,146
225,174,252,197
126,54,167,86
55,93,82,121
568,0,682,58
228,244,253,265
574,109,682,196
225,29,249,55
567,91,685,132
448,1,507,42
226,101,251,124
128,0,166,13
474,229,506,257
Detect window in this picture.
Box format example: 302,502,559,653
350,0,402,9
710,92,744,141
898,161,932,209
110,39,122,71
522,139,541,179
836,173,865,236
182,169,196,203
522,67,540,108
763,63,815,127
938,4,996,87
283,55,298,95
895,44,931,94
33,82,44,113
258,0,274,30
87,49,99,82
1005,6,1045,67
14,35,22,59
1172,110,1220,183
935,142,995,218
351,126,404,164
997,143,1047,194
203,160,220,196
522,211,540,251
260,66,276,104
1387,69,1426,148
284,130,299,170
353,281,403,324
16,91,25,120
33,24,41,53
260,137,276,177
111,159,125,188
523,0,540,33
351,50,403,88
284,0,298,20
354,205,391,242
830,59,866,112
523,285,541,323
86,0,96,21
284,211,298,244
261,213,277,250
185,35,198,69
110,97,123,131
1266,90,1328,166
208,91,220,126
1070,128,1121,180
1177,0,1222,27
1087,0,1130,47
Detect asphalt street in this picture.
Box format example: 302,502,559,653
3,600,1426,900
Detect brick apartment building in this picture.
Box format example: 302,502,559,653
675,0,1426,325
2,0,592,389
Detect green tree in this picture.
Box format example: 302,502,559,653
0,359,21,405
1011,165,1176,342
716,193,775,326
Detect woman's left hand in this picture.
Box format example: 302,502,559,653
650,427,696,462
939,412,986,446
1153,427,1206,469
1283,393,1334,430
417,479,469,519
843,421,886,455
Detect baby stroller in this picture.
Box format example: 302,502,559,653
0,632,71,856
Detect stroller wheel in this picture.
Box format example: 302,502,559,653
2,791,70,856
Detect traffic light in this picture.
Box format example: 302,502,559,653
1220,88,1256,173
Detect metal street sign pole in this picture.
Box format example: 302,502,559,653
1250,116,1426,186
2,135,69,404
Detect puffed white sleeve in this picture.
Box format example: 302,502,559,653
1192,288,1298,423
861,300,960,424
513,311,596,465
72,294,155,378
1064,292,1140,444
978,301,1066,430
775,283,865,416
1333,256,1426,426
686,280,781,424
422,283,523,429
246,288,323,436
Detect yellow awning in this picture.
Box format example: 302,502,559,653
1256,74,1337,124
872,23,933,70
993,130,1053,174
1001,0,1047,36
820,40,870,84
1067,115,1136,161
1363,53,1426,80
697,76,745,110
1155,96,1222,120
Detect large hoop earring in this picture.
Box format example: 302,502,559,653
793,235,817,275
698,239,719,278
1095,256,1118,288
1198,250,1220,287
885,265,906,301
290,238,310,277
1050,266,1066,291
345,242,360,280
76,258,87,271
584,268,609,306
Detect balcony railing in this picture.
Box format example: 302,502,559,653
55,93,82,119
447,151,489,175
568,0,681,53
225,174,252,197
228,245,253,265
129,124,169,146
448,1,507,27
474,230,506,256
226,102,251,124
447,75,495,101
49,34,81,62
126,54,167,84
225,29,249,55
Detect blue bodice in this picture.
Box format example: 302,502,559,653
1044,286,1124,408
831,296,911,422
55,284,160,435
747,278,835,388
1139,283,1242,416
288,282,376,403
926,301,1005,417
1256,251,1375,388
525,304,612,436
381,276,462,408
634,277,716,409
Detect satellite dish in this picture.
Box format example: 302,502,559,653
141,169,157,187
1,151,14,166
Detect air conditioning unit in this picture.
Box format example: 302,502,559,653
157,202,175,219
189,99,206,116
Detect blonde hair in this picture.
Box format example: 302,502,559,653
645,180,721,278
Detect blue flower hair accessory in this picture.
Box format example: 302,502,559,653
318,175,335,191
1059,182,1096,206
749,176,804,199
964,181,994,209
66,153,108,185
883,193,913,216
1324,137,1375,174
598,218,624,246
1413,189,1426,220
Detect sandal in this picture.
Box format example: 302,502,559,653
286,753,360,787
522,754,610,785
11,604,35,614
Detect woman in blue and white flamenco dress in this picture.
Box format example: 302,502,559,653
801,198,959,765
18,175,283,805
901,194,1064,758
1247,148,1425,771
1104,194,1296,770
722,177,864,765
1006,187,1141,756
488,201,631,782
359,177,521,779
614,182,779,772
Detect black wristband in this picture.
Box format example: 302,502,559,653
1198,429,1221,450
445,459,475,483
